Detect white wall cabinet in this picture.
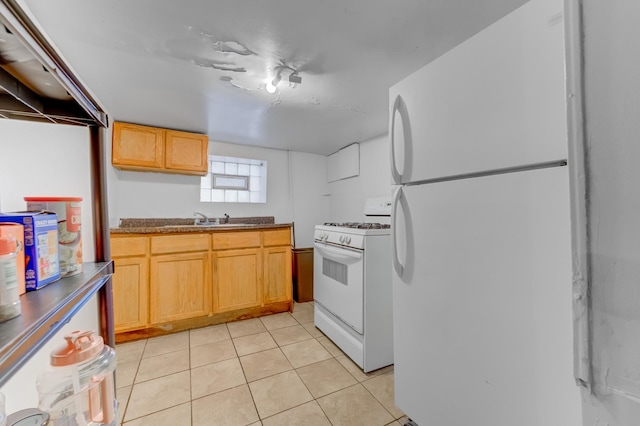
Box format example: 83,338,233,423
327,143,359,182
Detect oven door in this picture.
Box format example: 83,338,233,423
313,241,364,334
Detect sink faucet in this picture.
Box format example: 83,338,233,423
224,213,230,224
194,212,209,225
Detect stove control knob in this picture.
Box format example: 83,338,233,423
346,237,351,244
339,236,344,243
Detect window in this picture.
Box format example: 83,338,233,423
200,155,267,203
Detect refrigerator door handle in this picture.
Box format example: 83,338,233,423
390,94,410,185
392,186,405,277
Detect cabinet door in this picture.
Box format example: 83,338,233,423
112,122,164,169
165,130,208,176
263,246,292,304
150,252,211,324
213,248,261,313
113,257,149,332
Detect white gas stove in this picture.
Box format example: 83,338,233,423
314,223,390,250
313,198,394,372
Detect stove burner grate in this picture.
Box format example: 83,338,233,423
323,222,390,229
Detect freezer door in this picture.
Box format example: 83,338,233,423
391,166,580,425
389,0,566,185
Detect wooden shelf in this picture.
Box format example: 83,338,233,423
0,261,114,387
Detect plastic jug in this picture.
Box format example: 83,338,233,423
37,331,117,426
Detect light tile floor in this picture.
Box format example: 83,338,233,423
115,301,407,426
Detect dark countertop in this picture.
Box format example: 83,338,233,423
110,216,292,234
111,223,292,234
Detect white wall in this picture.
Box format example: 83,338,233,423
107,134,329,247
0,119,100,413
0,120,95,262
290,151,329,247
580,0,640,424
327,134,392,222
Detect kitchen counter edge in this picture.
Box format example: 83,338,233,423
110,223,293,234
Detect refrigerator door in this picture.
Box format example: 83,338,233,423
392,166,580,425
389,0,566,185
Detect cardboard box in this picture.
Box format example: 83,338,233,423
0,222,26,295
0,211,60,290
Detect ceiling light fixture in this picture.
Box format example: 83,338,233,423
265,73,281,94
265,65,301,94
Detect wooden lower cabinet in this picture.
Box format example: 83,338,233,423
112,227,293,341
213,248,261,312
263,246,292,304
113,256,149,332
150,252,211,323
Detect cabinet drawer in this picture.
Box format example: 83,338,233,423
212,232,261,250
111,236,148,257
151,234,209,254
262,229,291,247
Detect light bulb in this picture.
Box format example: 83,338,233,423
265,74,281,94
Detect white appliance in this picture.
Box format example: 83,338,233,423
390,0,580,425
314,198,393,372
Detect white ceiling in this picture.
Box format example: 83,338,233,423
20,0,527,155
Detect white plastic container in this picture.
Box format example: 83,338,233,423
37,331,117,426
24,197,83,277
0,237,20,322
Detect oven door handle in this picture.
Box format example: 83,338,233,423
314,242,363,263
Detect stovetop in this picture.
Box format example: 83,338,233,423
323,222,391,229
315,222,391,248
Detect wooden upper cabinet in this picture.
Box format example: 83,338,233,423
112,121,209,176
112,122,164,169
165,130,208,175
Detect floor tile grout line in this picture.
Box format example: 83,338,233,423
118,303,403,425
233,330,261,421
118,338,147,424
359,373,404,421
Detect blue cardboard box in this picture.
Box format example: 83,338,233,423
0,211,60,290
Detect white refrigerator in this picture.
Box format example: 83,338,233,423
389,0,581,424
